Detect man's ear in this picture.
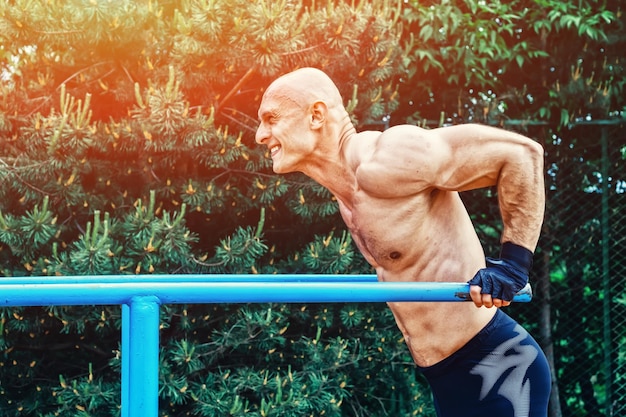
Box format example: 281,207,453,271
310,101,327,130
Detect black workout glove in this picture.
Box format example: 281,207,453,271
468,242,533,301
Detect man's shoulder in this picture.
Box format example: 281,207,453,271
379,124,429,140
352,125,431,149
346,125,440,172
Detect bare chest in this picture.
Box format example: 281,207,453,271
338,192,434,272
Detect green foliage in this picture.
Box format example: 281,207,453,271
146,301,433,417
0,195,58,261
397,0,625,127
0,0,624,416
0,1,431,416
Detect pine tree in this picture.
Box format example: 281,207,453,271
0,1,434,416
4,0,621,415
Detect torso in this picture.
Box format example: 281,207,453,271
333,129,497,366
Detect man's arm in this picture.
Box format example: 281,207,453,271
358,123,545,307
362,123,545,248
431,124,545,307
430,124,545,252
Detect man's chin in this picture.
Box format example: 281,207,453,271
272,165,286,174
271,161,293,175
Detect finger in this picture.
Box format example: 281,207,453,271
481,293,494,308
469,285,483,307
492,298,511,308
500,299,512,307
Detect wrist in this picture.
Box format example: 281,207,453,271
500,242,533,272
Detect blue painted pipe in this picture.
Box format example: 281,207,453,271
127,297,160,417
0,274,378,285
0,280,532,306
0,275,532,417
121,303,130,417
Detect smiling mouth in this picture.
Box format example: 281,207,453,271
270,145,281,157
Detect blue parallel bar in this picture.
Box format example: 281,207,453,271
121,303,130,417
0,274,379,285
0,281,532,306
128,297,160,417
0,275,532,417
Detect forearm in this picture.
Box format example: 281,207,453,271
497,139,545,251
470,139,543,308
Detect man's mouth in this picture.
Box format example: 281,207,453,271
270,145,281,157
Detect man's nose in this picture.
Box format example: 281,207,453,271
255,123,269,145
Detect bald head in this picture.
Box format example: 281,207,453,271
263,67,344,111
256,67,357,175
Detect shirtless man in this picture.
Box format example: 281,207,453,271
255,67,551,417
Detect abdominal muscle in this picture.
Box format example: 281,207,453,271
386,294,495,366
339,190,497,367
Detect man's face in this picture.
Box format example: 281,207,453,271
255,93,313,174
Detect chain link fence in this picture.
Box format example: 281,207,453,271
546,121,625,417
465,120,625,416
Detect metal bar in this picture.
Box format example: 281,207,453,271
121,303,130,417
0,274,378,285
0,276,532,417
127,296,160,417
0,281,532,307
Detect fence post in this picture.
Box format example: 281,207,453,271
601,126,612,415
127,296,161,417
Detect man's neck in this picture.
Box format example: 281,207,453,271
304,143,357,205
337,115,357,151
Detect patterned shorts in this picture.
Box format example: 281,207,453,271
418,309,551,417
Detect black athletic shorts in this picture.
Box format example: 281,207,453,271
418,309,551,417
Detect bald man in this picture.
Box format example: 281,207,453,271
256,68,551,417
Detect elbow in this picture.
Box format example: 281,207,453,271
504,138,544,186
526,140,544,171
520,140,545,197
527,139,544,157
509,134,544,171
